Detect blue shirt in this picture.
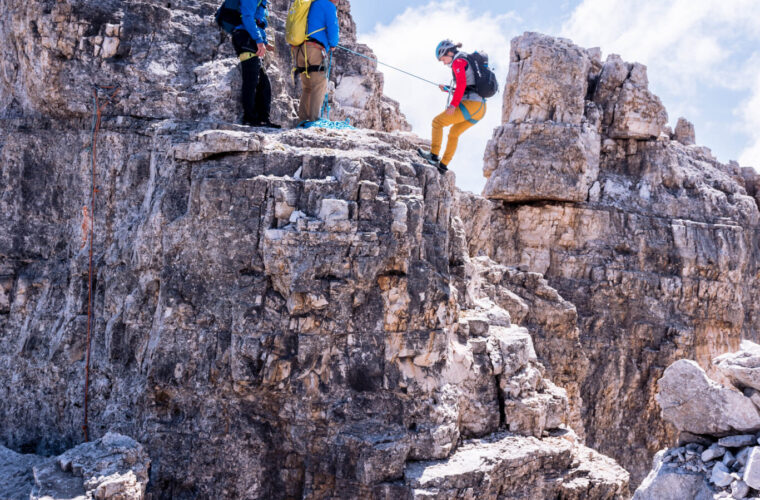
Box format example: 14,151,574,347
239,0,268,44
306,0,340,49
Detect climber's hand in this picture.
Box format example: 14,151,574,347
266,44,275,53
439,85,449,93
257,43,267,57
446,105,456,116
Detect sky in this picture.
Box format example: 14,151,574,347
349,0,760,194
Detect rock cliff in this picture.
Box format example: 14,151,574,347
2,1,756,497
0,4,630,499
460,32,760,486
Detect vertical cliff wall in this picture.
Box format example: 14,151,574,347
460,32,760,486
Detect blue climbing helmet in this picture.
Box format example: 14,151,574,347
435,39,459,60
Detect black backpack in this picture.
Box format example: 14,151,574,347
216,0,263,34
463,51,499,99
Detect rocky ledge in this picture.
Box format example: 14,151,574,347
0,432,149,500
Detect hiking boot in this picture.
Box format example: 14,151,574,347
437,162,448,174
417,148,440,167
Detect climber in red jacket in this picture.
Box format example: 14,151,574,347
418,40,488,174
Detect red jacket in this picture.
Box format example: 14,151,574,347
449,58,468,108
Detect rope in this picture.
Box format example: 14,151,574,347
336,44,442,88
83,84,119,442
319,51,333,120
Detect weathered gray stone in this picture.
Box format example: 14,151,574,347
501,32,592,125
703,443,728,462
715,341,760,393
483,121,601,202
657,360,760,435
633,450,715,500
711,462,733,487
674,117,696,146
719,435,757,449
405,432,629,499
743,447,760,489
731,479,750,499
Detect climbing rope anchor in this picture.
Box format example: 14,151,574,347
82,84,120,442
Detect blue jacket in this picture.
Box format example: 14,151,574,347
306,0,339,49
239,0,268,44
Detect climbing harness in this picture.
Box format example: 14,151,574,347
82,84,120,442
239,51,259,62
458,100,485,125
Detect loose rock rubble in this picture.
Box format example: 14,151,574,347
635,343,760,499
0,433,150,500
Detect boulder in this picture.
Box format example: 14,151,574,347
715,341,760,392
674,118,696,146
502,32,592,125
743,447,760,490
656,360,760,435
593,57,668,139
483,122,600,202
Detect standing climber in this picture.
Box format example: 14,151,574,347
289,0,340,125
418,40,497,173
218,0,281,128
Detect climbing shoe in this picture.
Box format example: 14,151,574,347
417,148,440,167
437,162,448,174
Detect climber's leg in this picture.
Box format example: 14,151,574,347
440,100,487,166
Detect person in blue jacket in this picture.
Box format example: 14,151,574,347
293,0,340,124
231,0,280,128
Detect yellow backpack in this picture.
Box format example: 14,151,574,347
285,0,325,46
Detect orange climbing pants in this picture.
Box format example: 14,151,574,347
431,99,487,166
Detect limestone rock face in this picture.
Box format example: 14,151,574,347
501,33,592,125
0,0,409,131
0,118,628,496
470,32,760,487
0,432,149,500
482,121,601,202
485,32,601,202
594,58,668,140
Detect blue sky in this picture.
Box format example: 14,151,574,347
350,0,760,193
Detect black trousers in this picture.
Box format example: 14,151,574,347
232,29,272,123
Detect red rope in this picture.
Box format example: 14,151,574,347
83,85,119,442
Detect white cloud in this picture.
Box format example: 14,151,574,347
739,71,760,168
360,1,521,194
562,0,760,169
